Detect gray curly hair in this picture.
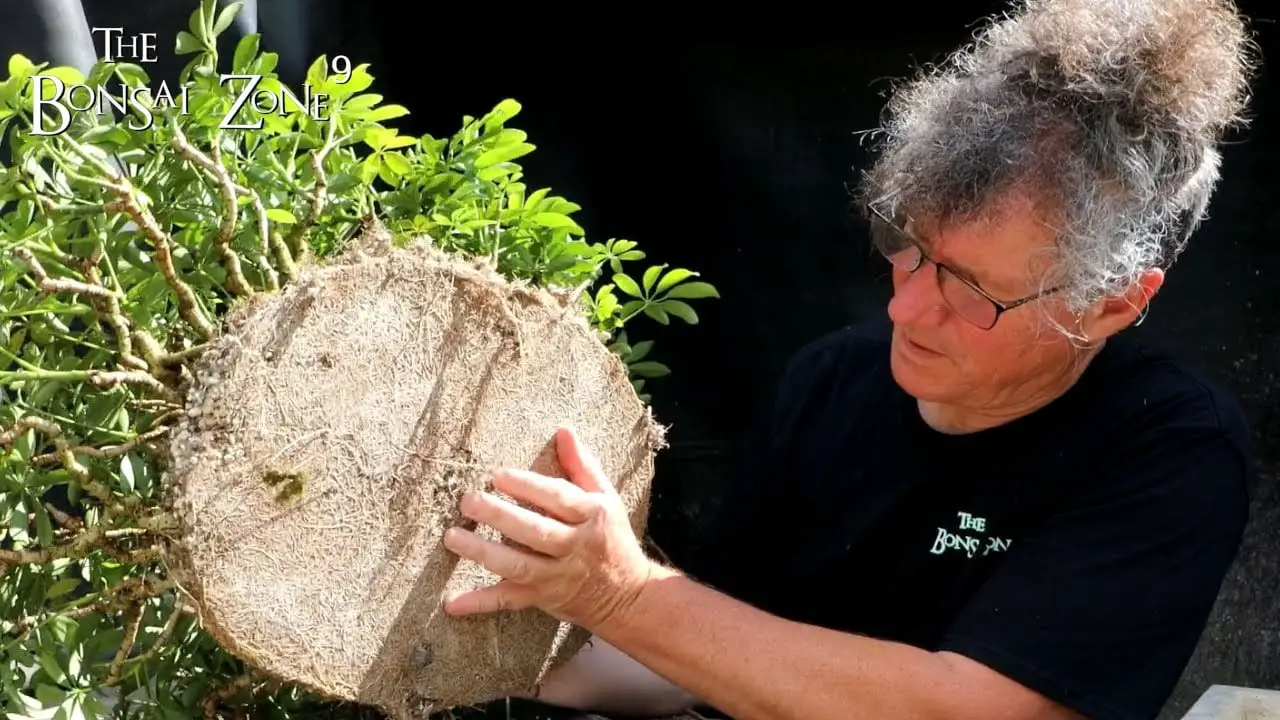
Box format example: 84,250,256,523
856,0,1258,315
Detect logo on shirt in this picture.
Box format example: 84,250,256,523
930,511,1012,558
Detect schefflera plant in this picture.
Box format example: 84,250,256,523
0,1,718,718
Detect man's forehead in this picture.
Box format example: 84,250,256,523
906,205,1057,292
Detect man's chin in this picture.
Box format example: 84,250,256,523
889,340,953,403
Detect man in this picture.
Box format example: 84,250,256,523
439,1,1259,718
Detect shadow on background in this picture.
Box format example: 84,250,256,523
1,2,1276,718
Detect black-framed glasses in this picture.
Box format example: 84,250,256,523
867,204,1061,330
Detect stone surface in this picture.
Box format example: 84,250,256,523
1181,685,1280,720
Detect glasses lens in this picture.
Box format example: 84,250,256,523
870,212,921,271
939,268,998,329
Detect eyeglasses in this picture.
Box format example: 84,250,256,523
867,204,1060,330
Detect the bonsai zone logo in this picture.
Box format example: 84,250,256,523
28,27,342,135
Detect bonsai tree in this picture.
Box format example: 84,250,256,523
0,2,719,718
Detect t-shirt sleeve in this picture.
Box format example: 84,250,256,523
936,431,1251,720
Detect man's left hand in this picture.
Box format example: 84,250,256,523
441,427,656,632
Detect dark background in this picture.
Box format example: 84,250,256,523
3,2,1277,718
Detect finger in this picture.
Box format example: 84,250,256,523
443,580,537,616
443,526,550,583
492,468,593,524
555,426,613,495
460,490,575,557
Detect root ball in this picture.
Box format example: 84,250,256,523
163,240,664,718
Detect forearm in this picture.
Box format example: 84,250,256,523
594,564,972,720
534,635,699,715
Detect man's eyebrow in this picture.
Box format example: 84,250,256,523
902,220,991,290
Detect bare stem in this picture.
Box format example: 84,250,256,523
101,188,215,340
171,121,292,290
204,670,280,720
44,503,79,530
88,370,181,404
104,603,144,684
81,242,148,372
0,520,108,566
170,124,254,296
30,426,171,467
284,130,339,261
5,574,174,642
118,604,184,678
12,247,119,302
0,417,111,504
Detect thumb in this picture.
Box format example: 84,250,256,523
443,581,536,616
556,427,613,495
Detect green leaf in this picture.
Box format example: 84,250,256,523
40,66,85,87
612,273,643,299
629,340,654,362
366,104,409,122
265,208,296,224
305,55,328,90
381,151,410,176
211,1,243,37
35,683,65,707
665,281,720,300
474,142,535,169
643,304,670,325
531,213,583,234
629,361,671,378
661,299,699,324
119,454,135,493
8,53,34,80
45,577,79,598
379,135,416,150
188,1,210,46
232,33,260,73
656,268,697,293
174,31,202,56
344,93,382,112
33,502,53,546
642,265,664,293
37,649,65,685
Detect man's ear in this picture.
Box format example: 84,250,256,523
1081,268,1165,341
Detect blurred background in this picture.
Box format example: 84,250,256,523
1,2,1275,718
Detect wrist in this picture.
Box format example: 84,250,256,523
598,558,678,641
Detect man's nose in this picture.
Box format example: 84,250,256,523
887,261,947,325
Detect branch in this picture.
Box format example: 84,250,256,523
4,574,175,641
101,186,216,340
215,141,285,289
113,603,184,683
12,247,120,302
84,246,149,372
0,417,112,504
88,370,181,404
284,130,339,261
0,519,111,566
204,670,281,720
44,503,79,531
30,426,170,467
170,124,253,296
0,508,172,567
104,602,144,684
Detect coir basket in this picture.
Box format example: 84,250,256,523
161,232,665,719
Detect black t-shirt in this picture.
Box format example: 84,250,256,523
678,320,1252,720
